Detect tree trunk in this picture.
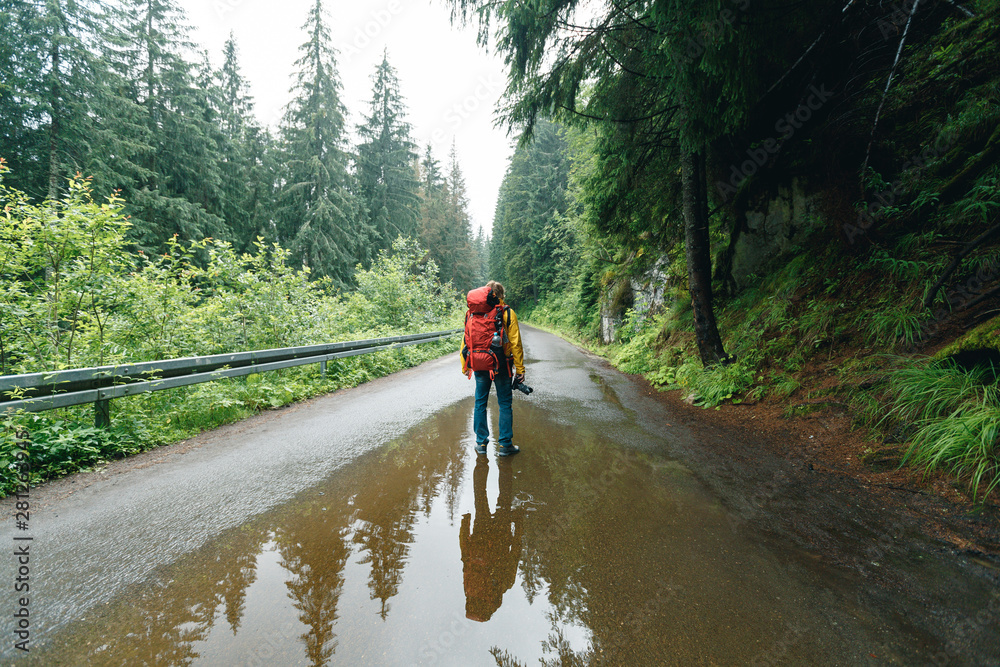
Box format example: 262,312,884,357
47,37,61,200
681,147,728,366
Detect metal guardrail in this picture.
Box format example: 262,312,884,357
0,329,461,426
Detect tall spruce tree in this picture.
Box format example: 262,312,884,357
83,0,153,204
355,52,420,255
276,0,362,285
217,34,273,252
472,226,489,285
491,118,570,304
0,0,46,195
448,0,761,364
112,0,227,249
418,144,451,281
1,0,102,198
443,141,476,290
40,0,90,198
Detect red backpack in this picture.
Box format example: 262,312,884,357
463,286,511,378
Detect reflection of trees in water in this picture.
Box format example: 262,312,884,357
493,627,597,667
276,504,352,666
353,519,411,620
39,524,269,665
441,427,468,522
516,438,608,615
404,406,469,522
511,427,683,666
221,532,263,634
266,403,470,661
39,402,473,666
351,403,470,619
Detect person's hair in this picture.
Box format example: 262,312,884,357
487,280,505,302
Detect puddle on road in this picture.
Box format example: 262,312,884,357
33,398,900,666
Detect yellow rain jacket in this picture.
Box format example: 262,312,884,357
460,300,525,376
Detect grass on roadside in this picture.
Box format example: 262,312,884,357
881,357,1000,498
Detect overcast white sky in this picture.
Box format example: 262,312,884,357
177,0,514,236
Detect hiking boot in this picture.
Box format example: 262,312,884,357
496,444,519,457
474,443,488,456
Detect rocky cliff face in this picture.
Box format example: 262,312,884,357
600,257,673,343
599,179,824,343
730,178,825,289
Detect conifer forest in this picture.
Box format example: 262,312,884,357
2,0,1000,665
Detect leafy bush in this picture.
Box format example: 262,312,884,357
673,358,757,407
0,174,464,495
772,374,802,399
612,312,667,374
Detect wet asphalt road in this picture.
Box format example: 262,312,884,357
1,327,996,665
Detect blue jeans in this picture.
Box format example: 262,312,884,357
473,370,512,447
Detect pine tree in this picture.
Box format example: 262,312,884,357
447,0,746,363
443,141,476,290
1,0,103,198
217,34,274,252
0,0,45,195
418,144,452,282
472,226,489,285
417,142,477,290
82,0,153,204
492,119,570,304
355,52,420,255
110,0,227,250
218,35,252,143
187,51,228,221
276,0,362,285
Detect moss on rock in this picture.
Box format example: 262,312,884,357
935,313,1000,359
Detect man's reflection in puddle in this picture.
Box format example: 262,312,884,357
460,456,523,622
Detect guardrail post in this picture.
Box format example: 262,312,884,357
95,399,111,428
320,360,327,379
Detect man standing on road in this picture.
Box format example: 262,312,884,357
461,280,525,457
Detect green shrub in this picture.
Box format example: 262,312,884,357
772,374,802,399
0,174,464,494
673,357,756,408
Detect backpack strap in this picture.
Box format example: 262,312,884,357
463,310,473,378
494,305,510,331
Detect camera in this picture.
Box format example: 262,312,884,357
512,377,533,395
